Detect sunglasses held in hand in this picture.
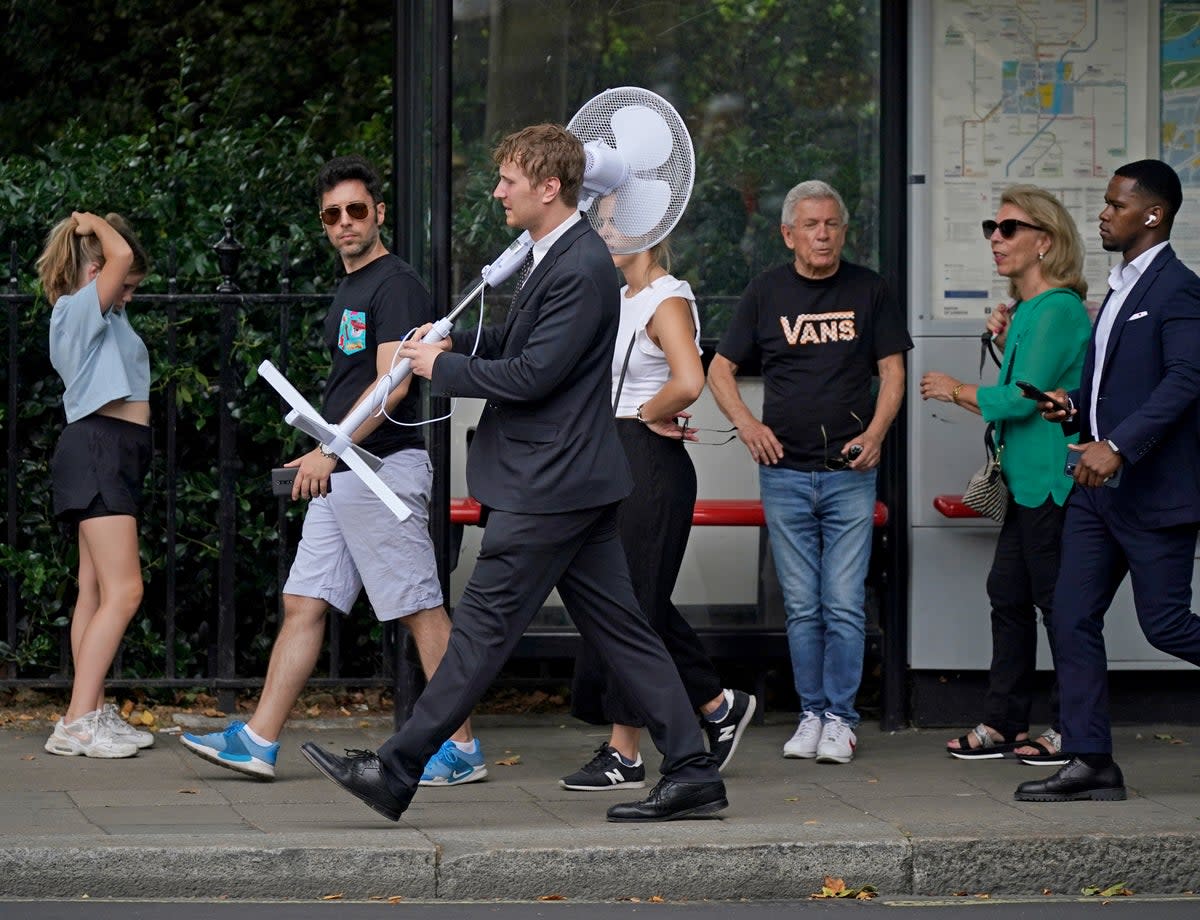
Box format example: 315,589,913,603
320,202,372,225
981,219,1045,239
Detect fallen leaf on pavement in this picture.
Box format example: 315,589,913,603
538,894,566,901
139,710,156,726
306,705,321,717
648,896,665,903
321,892,343,900
495,755,522,766
20,755,35,761
388,896,404,903
177,789,199,795
339,707,351,716
201,708,225,718
17,714,34,722
803,819,820,825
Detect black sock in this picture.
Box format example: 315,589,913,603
1078,753,1113,769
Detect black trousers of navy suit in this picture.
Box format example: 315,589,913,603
1053,486,1200,753
375,502,721,803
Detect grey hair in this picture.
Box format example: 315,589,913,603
781,180,849,226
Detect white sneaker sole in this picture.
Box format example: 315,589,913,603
815,750,855,764
44,737,138,758
419,766,489,787
180,735,276,780
559,779,647,791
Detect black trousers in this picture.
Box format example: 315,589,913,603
983,495,1065,739
571,421,723,727
375,502,720,804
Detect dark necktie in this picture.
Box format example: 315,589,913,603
510,251,534,307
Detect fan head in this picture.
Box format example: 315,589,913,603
567,87,695,255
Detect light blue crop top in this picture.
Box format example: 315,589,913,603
49,279,150,423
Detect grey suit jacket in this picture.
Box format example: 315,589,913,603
432,217,633,513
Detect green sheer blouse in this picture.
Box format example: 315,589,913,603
975,287,1091,508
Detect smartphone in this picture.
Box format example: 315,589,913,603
1016,380,1069,414
270,468,297,496
1064,452,1123,488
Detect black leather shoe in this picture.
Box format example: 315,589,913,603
606,777,728,822
300,743,411,821
1014,757,1127,802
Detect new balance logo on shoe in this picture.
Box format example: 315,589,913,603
717,724,736,744
604,769,626,786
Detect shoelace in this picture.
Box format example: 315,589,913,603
224,721,248,737
343,748,379,761
824,720,852,742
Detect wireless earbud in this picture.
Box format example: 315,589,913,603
1145,216,1156,226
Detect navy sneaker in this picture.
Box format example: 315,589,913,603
559,743,646,791
181,721,279,780
418,738,488,786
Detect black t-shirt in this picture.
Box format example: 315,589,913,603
717,260,912,471
321,253,433,460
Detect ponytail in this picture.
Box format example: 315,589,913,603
36,213,149,305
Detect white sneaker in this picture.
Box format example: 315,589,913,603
815,714,857,764
783,711,823,759
44,710,139,759
99,703,155,749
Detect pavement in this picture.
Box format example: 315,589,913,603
0,711,1198,902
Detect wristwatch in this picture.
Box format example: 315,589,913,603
318,443,337,459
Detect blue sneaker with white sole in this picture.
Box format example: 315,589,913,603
418,738,488,786
180,720,279,780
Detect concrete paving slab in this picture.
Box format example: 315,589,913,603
2,713,1199,900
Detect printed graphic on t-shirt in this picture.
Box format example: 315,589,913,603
779,311,857,346
338,309,367,355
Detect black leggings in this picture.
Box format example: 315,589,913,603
570,420,723,727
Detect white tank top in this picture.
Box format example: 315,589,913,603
610,274,702,417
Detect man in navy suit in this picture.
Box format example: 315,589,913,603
1017,159,1200,802
300,124,726,823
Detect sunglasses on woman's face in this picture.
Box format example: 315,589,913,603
981,218,1045,240
319,201,372,225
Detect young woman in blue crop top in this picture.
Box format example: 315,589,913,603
37,211,156,759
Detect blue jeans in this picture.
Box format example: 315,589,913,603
760,466,877,727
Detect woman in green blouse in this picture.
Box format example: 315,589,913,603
921,185,1091,763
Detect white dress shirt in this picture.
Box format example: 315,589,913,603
1089,240,1168,441
531,211,582,269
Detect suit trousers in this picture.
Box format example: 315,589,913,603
570,421,723,727
375,502,721,803
1053,486,1200,753
983,495,1064,739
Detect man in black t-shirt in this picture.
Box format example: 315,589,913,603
181,156,484,786
709,180,911,766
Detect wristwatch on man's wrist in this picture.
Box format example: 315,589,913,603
318,443,337,459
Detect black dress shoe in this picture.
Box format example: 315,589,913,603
606,777,728,822
300,742,411,821
1014,757,1127,802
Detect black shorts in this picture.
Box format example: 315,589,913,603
51,415,152,524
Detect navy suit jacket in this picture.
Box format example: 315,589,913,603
432,217,632,514
1067,244,1200,528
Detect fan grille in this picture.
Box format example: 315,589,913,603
567,87,695,255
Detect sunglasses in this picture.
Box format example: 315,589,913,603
678,419,738,446
981,218,1045,240
319,202,372,225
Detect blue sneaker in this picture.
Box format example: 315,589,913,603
418,738,488,786
180,721,279,780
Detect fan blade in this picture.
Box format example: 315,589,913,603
611,105,673,171
614,177,671,237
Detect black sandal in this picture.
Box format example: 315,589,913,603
947,723,1023,760
1017,729,1070,766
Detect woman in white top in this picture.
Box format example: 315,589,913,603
37,212,156,759
562,239,757,791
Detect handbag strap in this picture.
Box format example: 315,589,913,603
611,331,638,415
987,339,1019,457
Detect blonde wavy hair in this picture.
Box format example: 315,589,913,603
998,185,1087,300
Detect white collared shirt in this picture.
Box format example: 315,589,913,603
531,211,582,268
1089,240,1168,440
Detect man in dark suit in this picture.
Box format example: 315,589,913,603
1017,159,1200,802
300,123,726,823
